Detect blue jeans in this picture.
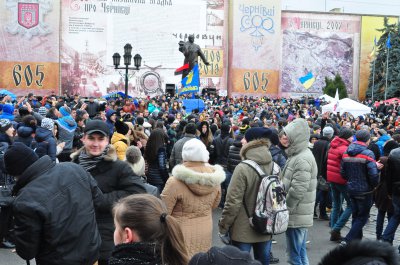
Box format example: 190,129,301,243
316,190,328,217
344,194,373,242
330,183,352,232
286,228,309,265
382,195,400,243
232,240,271,265
376,209,393,240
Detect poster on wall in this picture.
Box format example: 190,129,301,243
61,0,227,98
229,0,281,96
281,12,361,97
359,16,398,100
0,0,60,96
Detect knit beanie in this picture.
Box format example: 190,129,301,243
245,127,274,143
5,142,39,176
115,120,129,135
0,119,12,133
239,124,250,135
339,128,353,140
125,146,145,176
182,138,209,162
59,106,71,117
189,246,261,265
40,118,54,131
323,126,334,139
38,106,48,116
356,130,371,143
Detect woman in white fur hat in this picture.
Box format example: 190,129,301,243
161,138,225,258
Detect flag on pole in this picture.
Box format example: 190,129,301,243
175,63,189,75
179,64,200,95
333,88,340,112
299,71,316,90
386,33,392,49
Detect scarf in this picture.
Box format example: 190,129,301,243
78,146,109,171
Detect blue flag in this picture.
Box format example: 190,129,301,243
179,64,200,95
386,34,392,49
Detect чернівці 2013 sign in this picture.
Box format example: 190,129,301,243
5,0,52,39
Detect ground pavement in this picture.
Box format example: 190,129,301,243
1,206,399,265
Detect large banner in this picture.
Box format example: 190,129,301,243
61,0,227,97
0,0,60,96
229,0,281,96
281,12,361,97
359,16,398,100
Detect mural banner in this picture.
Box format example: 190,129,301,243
229,0,282,96
61,0,227,98
0,0,60,96
359,16,398,100
281,12,361,96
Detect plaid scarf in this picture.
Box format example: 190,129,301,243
78,146,109,171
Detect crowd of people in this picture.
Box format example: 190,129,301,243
0,91,400,265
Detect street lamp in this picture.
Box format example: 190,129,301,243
112,43,142,98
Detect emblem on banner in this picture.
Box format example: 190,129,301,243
5,0,52,39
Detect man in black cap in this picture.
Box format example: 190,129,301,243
340,129,380,246
4,142,103,265
71,120,146,265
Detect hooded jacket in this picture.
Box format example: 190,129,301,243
56,113,77,150
376,134,391,156
111,132,128,160
106,109,116,136
219,139,274,243
341,141,379,195
282,118,318,228
161,161,224,257
34,126,57,162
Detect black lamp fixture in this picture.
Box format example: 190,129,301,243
112,43,142,98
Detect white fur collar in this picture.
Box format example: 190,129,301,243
172,164,226,187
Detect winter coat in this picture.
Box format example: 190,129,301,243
106,110,116,136
227,139,242,173
12,156,103,265
169,133,197,169
341,141,379,195
161,161,224,257
33,127,57,162
327,136,351,185
212,134,234,169
270,144,287,169
376,134,391,156
71,146,146,261
56,116,76,150
374,156,393,213
219,139,273,243
386,147,400,196
86,101,99,118
146,147,169,188
111,132,129,160
282,118,318,228
312,136,331,180
109,242,162,265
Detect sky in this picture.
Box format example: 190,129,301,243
282,0,400,16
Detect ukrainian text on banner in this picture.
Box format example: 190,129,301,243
358,16,398,100
0,0,60,96
229,0,281,96
61,0,227,98
281,12,361,97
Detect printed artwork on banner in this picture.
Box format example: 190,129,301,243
5,0,52,39
281,12,361,96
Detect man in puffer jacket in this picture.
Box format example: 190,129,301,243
340,129,379,245
326,128,353,242
282,118,317,265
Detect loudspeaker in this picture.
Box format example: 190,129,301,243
165,84,175,97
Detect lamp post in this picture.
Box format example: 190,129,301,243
112,43,142,98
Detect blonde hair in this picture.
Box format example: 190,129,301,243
113,194,189,265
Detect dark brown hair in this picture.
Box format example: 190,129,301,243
145,128,167,162
113,194,189,265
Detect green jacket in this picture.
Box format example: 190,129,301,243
219,139,273,243
283,118,318,228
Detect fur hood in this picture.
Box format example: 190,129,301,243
172,162,225,188
70,144,118,162
319,240,399,265
240,138,272,165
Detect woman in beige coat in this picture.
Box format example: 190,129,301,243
161,138,225,258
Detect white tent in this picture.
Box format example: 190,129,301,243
319,94,335,103
321,98,371,117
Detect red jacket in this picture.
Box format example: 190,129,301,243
327,136,351,185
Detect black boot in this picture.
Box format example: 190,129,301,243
270,252,279,264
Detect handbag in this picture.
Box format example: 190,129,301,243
0,174,14,208
317,176,329,191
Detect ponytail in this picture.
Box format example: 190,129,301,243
161,214,189,265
